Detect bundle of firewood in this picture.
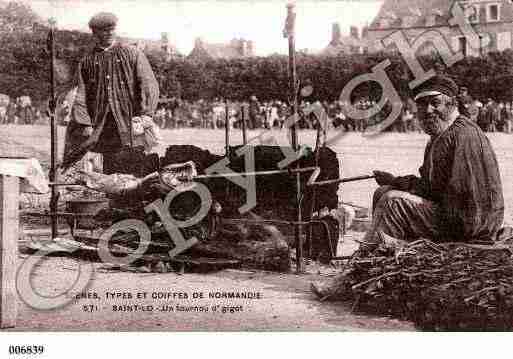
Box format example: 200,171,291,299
313,240,513,330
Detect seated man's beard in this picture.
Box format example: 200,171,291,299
421,113,444,136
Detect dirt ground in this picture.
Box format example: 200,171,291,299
9,254,414,331
2,125,512,331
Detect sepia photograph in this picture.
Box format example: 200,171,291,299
1,0,513,347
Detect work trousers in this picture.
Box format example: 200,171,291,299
362,185,441,248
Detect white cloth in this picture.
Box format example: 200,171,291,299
131,115,163,152
81,171,140,196
0,158,48,193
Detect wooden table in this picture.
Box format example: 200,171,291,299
0,174,19,328
0,158,48,328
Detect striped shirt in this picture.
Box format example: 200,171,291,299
72,42,159,149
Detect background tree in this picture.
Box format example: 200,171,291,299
3,0,513,109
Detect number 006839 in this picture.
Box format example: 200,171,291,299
8,345,44,355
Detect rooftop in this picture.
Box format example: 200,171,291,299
369,0,513,30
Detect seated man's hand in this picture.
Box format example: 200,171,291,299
373,170,395,186
392,175,417,192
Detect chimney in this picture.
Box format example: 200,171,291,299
350,26,359,39
241,40,248,56
362,25,369,39
331,22,342,45
161,32,170,53
247,40,254,56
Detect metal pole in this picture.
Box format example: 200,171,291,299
48,19,59,240
307,123,323,257
225,101,230,156
285,3,302,273
286,5,298,152
241,103,247,145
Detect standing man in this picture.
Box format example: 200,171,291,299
0,94,9,124
467,98,480,123
249,95,260,129
489,99,499,132
360,75,503,251
62,12,159,173
457,86,472,117
505,103,513,133
500,102,512,133
479,98,496,132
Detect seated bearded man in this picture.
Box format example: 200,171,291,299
360,75,504,253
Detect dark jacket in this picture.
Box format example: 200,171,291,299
63,42,159,168
394,116,504,241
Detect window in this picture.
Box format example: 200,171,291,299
487,4,500,22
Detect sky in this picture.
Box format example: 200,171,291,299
27,0,383,56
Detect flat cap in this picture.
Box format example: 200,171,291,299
414,75,459,101
88,12,118,30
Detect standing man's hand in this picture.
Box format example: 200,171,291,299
373,170,395,186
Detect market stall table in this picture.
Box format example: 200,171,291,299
0,157,48,328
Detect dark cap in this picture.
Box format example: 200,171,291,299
414,75,459,101
88,12,118,30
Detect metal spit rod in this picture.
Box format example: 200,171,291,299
225,101,230,156
308,174,375,186
48,166,321,187
48,171,373,188
48,21,59,240
241,105,247,145
194,166,319,180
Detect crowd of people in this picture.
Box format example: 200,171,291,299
458,87,513,133
153,96,292,130
150,92,513,134
0,96,48,125
153,97,380,131
2,90,513,135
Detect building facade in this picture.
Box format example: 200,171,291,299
124,32,180,60
365,0,513,57
321,23,365,55
187,37,254,60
